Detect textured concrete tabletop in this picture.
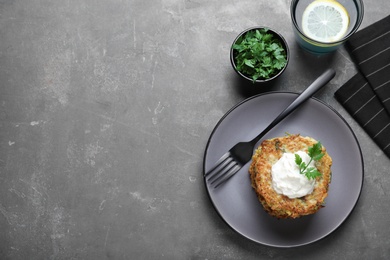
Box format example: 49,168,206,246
1,0,390,259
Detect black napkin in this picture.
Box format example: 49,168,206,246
335,15,390,158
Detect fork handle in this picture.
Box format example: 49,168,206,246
250,68,336,145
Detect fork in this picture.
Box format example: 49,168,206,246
204,68,336,188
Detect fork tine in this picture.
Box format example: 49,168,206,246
204,152,230,177
211,165,241,188
207,159,237,182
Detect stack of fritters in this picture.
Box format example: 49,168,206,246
249,134,332,219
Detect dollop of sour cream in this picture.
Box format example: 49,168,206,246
271,151,316,199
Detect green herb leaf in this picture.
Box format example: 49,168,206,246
295,142,325,180
294,153,303,166
244,59,255,68
305,167,322,180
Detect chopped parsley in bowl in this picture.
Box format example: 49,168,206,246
230,27,289,83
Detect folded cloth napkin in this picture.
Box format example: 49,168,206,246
335,15,390,158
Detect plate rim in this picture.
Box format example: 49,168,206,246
203,91,364,248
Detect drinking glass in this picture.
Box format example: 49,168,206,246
290,0,364,54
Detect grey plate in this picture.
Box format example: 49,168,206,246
203,92,364,248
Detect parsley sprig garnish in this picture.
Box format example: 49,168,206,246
232,28,287,82
294,142,325,180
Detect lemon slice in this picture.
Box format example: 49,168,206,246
302,0,350,43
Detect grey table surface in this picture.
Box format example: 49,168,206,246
1,0,390,259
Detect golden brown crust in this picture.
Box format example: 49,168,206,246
249,134,332,219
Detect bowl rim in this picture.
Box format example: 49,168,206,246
230,26,290,83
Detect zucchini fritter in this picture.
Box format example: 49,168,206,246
249,134,332,219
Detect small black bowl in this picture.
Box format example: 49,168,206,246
230,26,290,84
